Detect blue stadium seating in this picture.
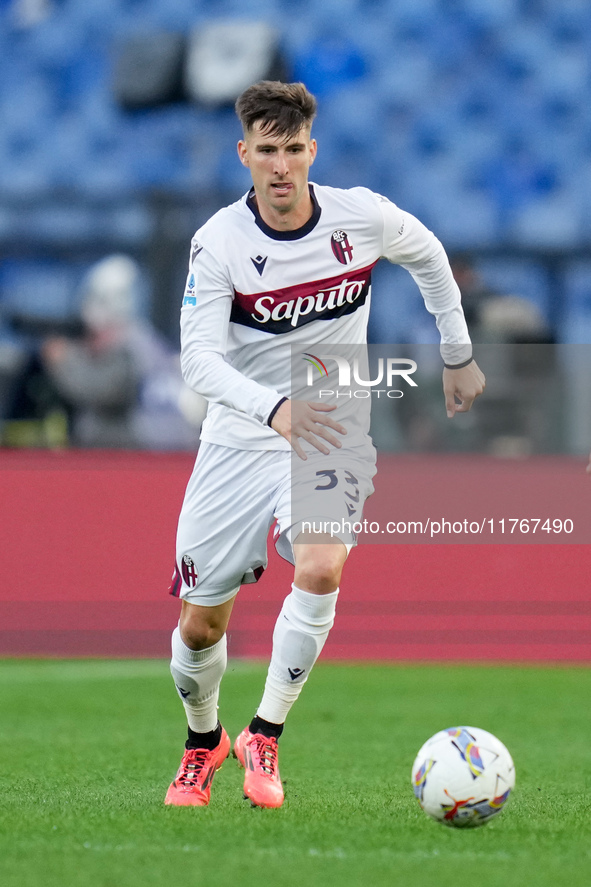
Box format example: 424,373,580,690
2,0,591,337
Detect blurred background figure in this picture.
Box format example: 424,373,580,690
1,254,203,449
41,254,139,448
450,255,552,345
40,254,204,449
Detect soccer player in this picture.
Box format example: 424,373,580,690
164,81,485,808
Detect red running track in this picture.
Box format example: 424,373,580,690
0,449,589,661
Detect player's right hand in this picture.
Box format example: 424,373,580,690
443,359,486,418
270,398,347,460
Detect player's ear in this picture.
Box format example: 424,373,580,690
237,140,249,167
309,138,317,166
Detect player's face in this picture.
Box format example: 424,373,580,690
237,122,317,230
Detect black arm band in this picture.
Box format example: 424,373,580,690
444,356,474,370
267,396,288,427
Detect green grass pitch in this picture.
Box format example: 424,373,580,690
0,659,590,887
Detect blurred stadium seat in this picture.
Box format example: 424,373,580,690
113,31,186,110
185,20,287,106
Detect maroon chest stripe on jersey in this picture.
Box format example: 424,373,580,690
231,260,379,334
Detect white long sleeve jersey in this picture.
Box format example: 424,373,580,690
180,183,471,450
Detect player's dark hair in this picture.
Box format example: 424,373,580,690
235,81,317,140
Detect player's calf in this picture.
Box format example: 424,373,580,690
293,534,348,593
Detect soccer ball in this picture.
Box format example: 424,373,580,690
411,726,515,828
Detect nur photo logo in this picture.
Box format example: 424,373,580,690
303,352,418,399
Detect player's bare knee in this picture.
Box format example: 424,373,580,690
294,544,346,593
295,571,341,594
179,613,225,651
180,622,225,651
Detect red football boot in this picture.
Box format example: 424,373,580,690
233,727,284,808
164,727,230,806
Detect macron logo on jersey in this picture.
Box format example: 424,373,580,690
250,255,268,276
230,262,378,334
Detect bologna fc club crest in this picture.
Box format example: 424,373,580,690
331,229,354,264
181,554,198,588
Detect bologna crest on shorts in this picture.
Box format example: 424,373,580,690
181,554,198,588
331,229,354,265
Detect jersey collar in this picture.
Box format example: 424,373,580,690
246,184,321,241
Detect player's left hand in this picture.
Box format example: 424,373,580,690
271,398,347,460
443,359,486,418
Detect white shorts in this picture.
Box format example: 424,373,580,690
169,441,376,607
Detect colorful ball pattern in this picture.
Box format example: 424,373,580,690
412,726,516,828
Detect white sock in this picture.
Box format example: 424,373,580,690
256,583,339,725
170,626,227,734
